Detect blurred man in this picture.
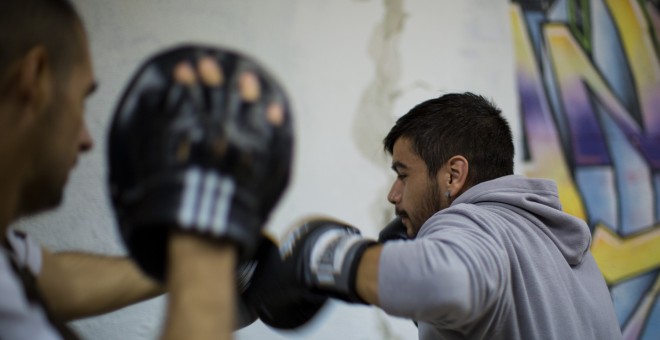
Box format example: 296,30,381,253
0,1,293,339
0,1,163,338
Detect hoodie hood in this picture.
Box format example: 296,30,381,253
451,175,591,265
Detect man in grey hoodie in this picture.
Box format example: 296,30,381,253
250,92,622,339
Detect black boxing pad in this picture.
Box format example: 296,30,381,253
108,45,293,281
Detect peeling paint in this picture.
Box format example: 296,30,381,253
352,0,406,168
352,0,408,229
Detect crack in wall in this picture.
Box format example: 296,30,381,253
352,0,407,230
352,0,406,169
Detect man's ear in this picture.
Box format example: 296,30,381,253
445,155,469,197
15,46,53,116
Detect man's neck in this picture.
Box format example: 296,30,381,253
0,139,25,238
0,103,30,237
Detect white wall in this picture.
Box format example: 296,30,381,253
14,0,517,339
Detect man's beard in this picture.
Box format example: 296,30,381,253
409,177,442,237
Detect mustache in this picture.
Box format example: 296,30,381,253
395,209,408,218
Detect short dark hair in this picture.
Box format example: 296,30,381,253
384,92,514,187
0,0,83,81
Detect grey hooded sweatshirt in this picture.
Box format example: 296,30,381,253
379,175,621,339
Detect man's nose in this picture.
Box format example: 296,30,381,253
387,180,401,204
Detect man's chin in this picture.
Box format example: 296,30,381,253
21,184,65,217
26,195,63,217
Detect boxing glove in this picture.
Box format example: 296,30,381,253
108,45,293,281
234,235,282,330
378,217,408,242
242,232,328,330
245,218,376,329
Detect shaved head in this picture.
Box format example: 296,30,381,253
0,0,93,218
0,0,84,86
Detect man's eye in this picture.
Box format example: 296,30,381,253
397,174,407,180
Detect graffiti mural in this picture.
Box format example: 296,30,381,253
509,0,660,339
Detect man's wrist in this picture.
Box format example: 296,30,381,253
164,232,237,339
167,231,237,285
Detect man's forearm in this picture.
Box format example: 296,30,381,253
38,249,164,321
162,232,236,340
356,245,383,306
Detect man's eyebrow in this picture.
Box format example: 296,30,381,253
391,161,407,172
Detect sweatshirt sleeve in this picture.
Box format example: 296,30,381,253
378,207,509,328
6,228,43,276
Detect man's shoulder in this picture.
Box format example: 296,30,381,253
0,244,62,340
419,204,495,236
5,228,42,275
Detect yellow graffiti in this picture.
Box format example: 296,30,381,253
509,4,586,220
545,23,642,134
592,223,660,284
606,0,660,127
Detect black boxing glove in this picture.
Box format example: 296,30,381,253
108,45,293,281
244,218,376,329
242,233,328,330
378,217,408,242
233,257,259,330
234,235,283,330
